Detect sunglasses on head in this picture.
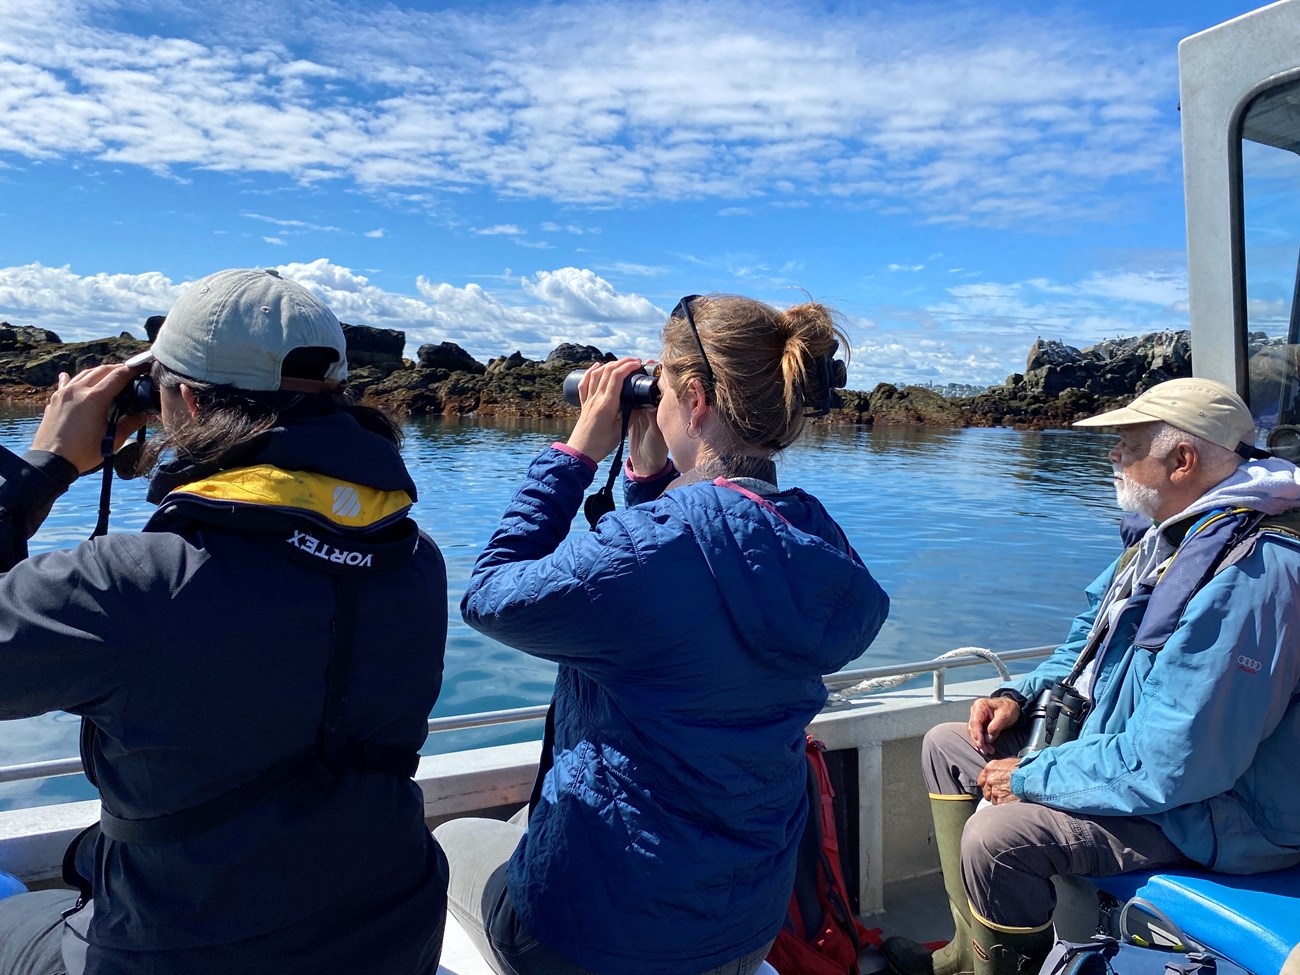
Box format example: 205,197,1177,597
670,295,715,389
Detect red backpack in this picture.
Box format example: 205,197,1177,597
767,738,882,975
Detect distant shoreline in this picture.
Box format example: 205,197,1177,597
0,322,1201,430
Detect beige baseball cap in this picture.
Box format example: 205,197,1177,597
151,268,347,392
1072,377,1256,451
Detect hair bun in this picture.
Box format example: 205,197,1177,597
780,303,849,417
659,293,850,452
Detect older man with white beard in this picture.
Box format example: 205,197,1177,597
884,378,1300,975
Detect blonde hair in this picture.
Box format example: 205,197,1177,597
661,294,849,451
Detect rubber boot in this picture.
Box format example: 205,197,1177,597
969,914,1054,975
882,795,978,975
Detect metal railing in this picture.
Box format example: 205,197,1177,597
0,645,1054,786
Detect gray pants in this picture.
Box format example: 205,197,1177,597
0,888,78,975
923,721,1190,929
434,809,773,975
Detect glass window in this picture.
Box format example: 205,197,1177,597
1241,78,1300,457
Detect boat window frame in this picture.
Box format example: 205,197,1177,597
1222,70,1300,449
1229,66,1300,423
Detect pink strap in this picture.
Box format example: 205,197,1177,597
712,477,792,526
712,478,857,559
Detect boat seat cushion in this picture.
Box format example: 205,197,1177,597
1089,866,1300,975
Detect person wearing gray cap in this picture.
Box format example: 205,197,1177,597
0,269,449,975
884,378,1300,975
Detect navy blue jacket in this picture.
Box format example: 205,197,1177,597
462,447,889,975
0,415,448,975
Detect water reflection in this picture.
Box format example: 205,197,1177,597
0,414,1126,809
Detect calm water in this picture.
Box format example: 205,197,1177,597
0,412,1124,809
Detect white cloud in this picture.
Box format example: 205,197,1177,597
540,222,597,235
0,255,1207,390
847,261,1194,386
364,228,385,238
848,331,1011,388
603,261,672,277
244,213,344,234
520,267,662,323
263,236,286,246
0,264,182,339
473,225,523,236
1077,269,1187,310
888,263,925,272
0,0,1183,226
0,259,665,364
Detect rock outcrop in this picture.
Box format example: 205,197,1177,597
964,330,1194,429
826,384,968,426
0,323,147,395
339,323,408,396
417,342,485,374
0,318,1239,431
353,341,609,418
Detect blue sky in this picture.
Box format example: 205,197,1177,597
0,0,1271,388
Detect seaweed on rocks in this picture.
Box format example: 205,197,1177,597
0,319,1225,431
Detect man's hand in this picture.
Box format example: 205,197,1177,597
977,757,1021,805
967,695,1022,757
31,364,146,475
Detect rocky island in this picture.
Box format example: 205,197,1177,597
0,318,1261,430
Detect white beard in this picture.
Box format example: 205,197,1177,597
1114,469,1162,518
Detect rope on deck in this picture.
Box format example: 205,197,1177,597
828,646,1011,702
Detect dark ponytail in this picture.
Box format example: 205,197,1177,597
136,361,402,475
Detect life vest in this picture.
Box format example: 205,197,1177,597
1110,506,1300,655
63,468,425,897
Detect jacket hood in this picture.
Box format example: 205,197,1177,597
669,481,888,676
1175,456,1300,525
144,415,420,574
147,413,416,504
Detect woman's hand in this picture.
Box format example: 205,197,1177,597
31,364,148,474
628,370,669,476
566,358,646,463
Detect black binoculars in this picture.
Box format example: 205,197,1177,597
114,376,160,415
113,350,161,416
563,367,661,410
1018,680,1088,758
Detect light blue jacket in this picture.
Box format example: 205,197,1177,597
1008,516,1300,873
462,447,888,975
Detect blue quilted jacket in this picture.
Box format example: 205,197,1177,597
462,447,889,975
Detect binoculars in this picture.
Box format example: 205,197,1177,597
113,349,161,416
562,367,661,410
114,376,160,415
1018,680,1088,758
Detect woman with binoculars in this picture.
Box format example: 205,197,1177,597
0,269,448,975
446,294,890,975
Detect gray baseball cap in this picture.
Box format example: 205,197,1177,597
151,268,348,392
